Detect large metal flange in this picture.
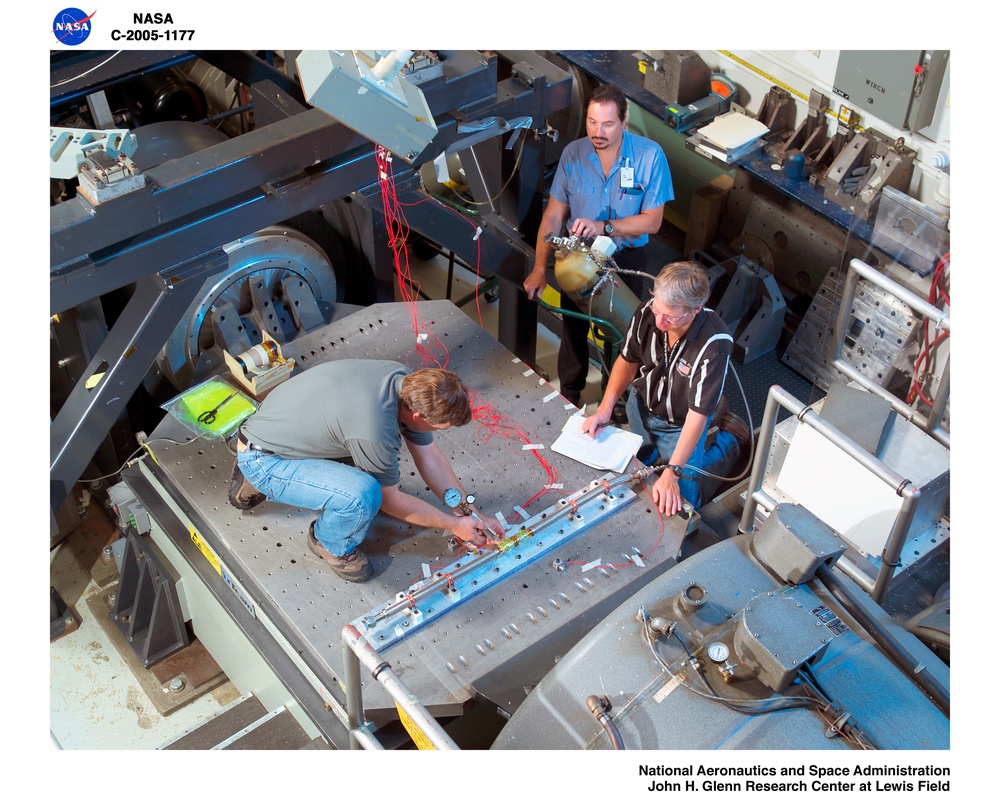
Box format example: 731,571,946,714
154,225,339,391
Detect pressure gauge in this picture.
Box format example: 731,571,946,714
465,493,477,506
444,488,462,508
707,642,730,663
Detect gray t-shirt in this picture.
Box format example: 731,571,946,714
241,359,432,486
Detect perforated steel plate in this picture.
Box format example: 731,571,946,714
140,301,690,718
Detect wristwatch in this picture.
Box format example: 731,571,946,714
667,464,684,477
604,221,614,235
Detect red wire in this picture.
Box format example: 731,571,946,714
376,147,566,542
566,459,665,568
396,194,488,330
469,391,566,509
375,146,450,368
907,252,950,406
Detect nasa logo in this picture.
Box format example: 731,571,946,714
52,8,95,46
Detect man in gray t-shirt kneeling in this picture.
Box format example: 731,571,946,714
230,359,502,582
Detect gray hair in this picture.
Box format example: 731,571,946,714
652,261,710,310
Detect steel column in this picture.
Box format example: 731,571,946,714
50,251,228,512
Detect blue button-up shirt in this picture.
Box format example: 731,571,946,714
549,129,674,249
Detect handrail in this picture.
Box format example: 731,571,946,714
341,623,460,750
738,384,922,604
830,258,950,448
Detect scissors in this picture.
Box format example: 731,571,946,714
198,391,238,424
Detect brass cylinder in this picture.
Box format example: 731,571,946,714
553,247,641,343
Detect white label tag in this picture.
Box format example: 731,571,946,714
620,166,635,188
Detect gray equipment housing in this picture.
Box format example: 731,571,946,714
492,503,949,750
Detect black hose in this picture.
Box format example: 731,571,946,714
586,695,625,750
815,564,950,717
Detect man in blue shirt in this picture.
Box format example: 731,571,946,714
524,84,674,407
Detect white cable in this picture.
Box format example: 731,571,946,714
51,51,124,89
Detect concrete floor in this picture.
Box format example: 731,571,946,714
47,250,607,751
49,529,241,750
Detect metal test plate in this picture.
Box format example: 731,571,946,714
146,301,689,717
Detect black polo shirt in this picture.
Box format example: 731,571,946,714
621,302,733,426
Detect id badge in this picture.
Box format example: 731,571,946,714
620,166,635,189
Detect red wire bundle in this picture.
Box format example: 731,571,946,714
469,391,564,509
374,146,562,513
907,252,950,407
375,146,449,369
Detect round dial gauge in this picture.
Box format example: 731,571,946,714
444,488,462,508
465,494,477,505
707,642,730,663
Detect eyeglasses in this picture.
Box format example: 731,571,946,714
649,301,692,325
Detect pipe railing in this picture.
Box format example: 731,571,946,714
831,258,950,448
341,623,460,751
739,385,922,604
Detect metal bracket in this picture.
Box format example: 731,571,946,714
353,473,640,651
111,531,191,667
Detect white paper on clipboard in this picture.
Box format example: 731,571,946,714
550,415,643,473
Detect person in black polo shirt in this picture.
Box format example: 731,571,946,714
581,261,751,515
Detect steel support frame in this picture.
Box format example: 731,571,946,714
50,50,573,510
112,529,190,667
50,252,228,511
51,110,380,312
51,299,136,477
830,259,950,447
370,178,540,360
738,384,921,604
52,52,569,309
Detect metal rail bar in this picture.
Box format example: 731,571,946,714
339,469,656,746
341,624,459,751
830,259,950,448
739,385,921,603
353,471,647,651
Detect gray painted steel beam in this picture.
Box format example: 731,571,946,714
50,251,228,511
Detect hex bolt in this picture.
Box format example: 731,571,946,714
168,678,185,693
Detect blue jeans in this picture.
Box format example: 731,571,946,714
626,390,740,508
237,448,382,556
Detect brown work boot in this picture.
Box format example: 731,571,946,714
718,412,753,460
307,522,373,583
229,460,265,510
714,394,729,422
